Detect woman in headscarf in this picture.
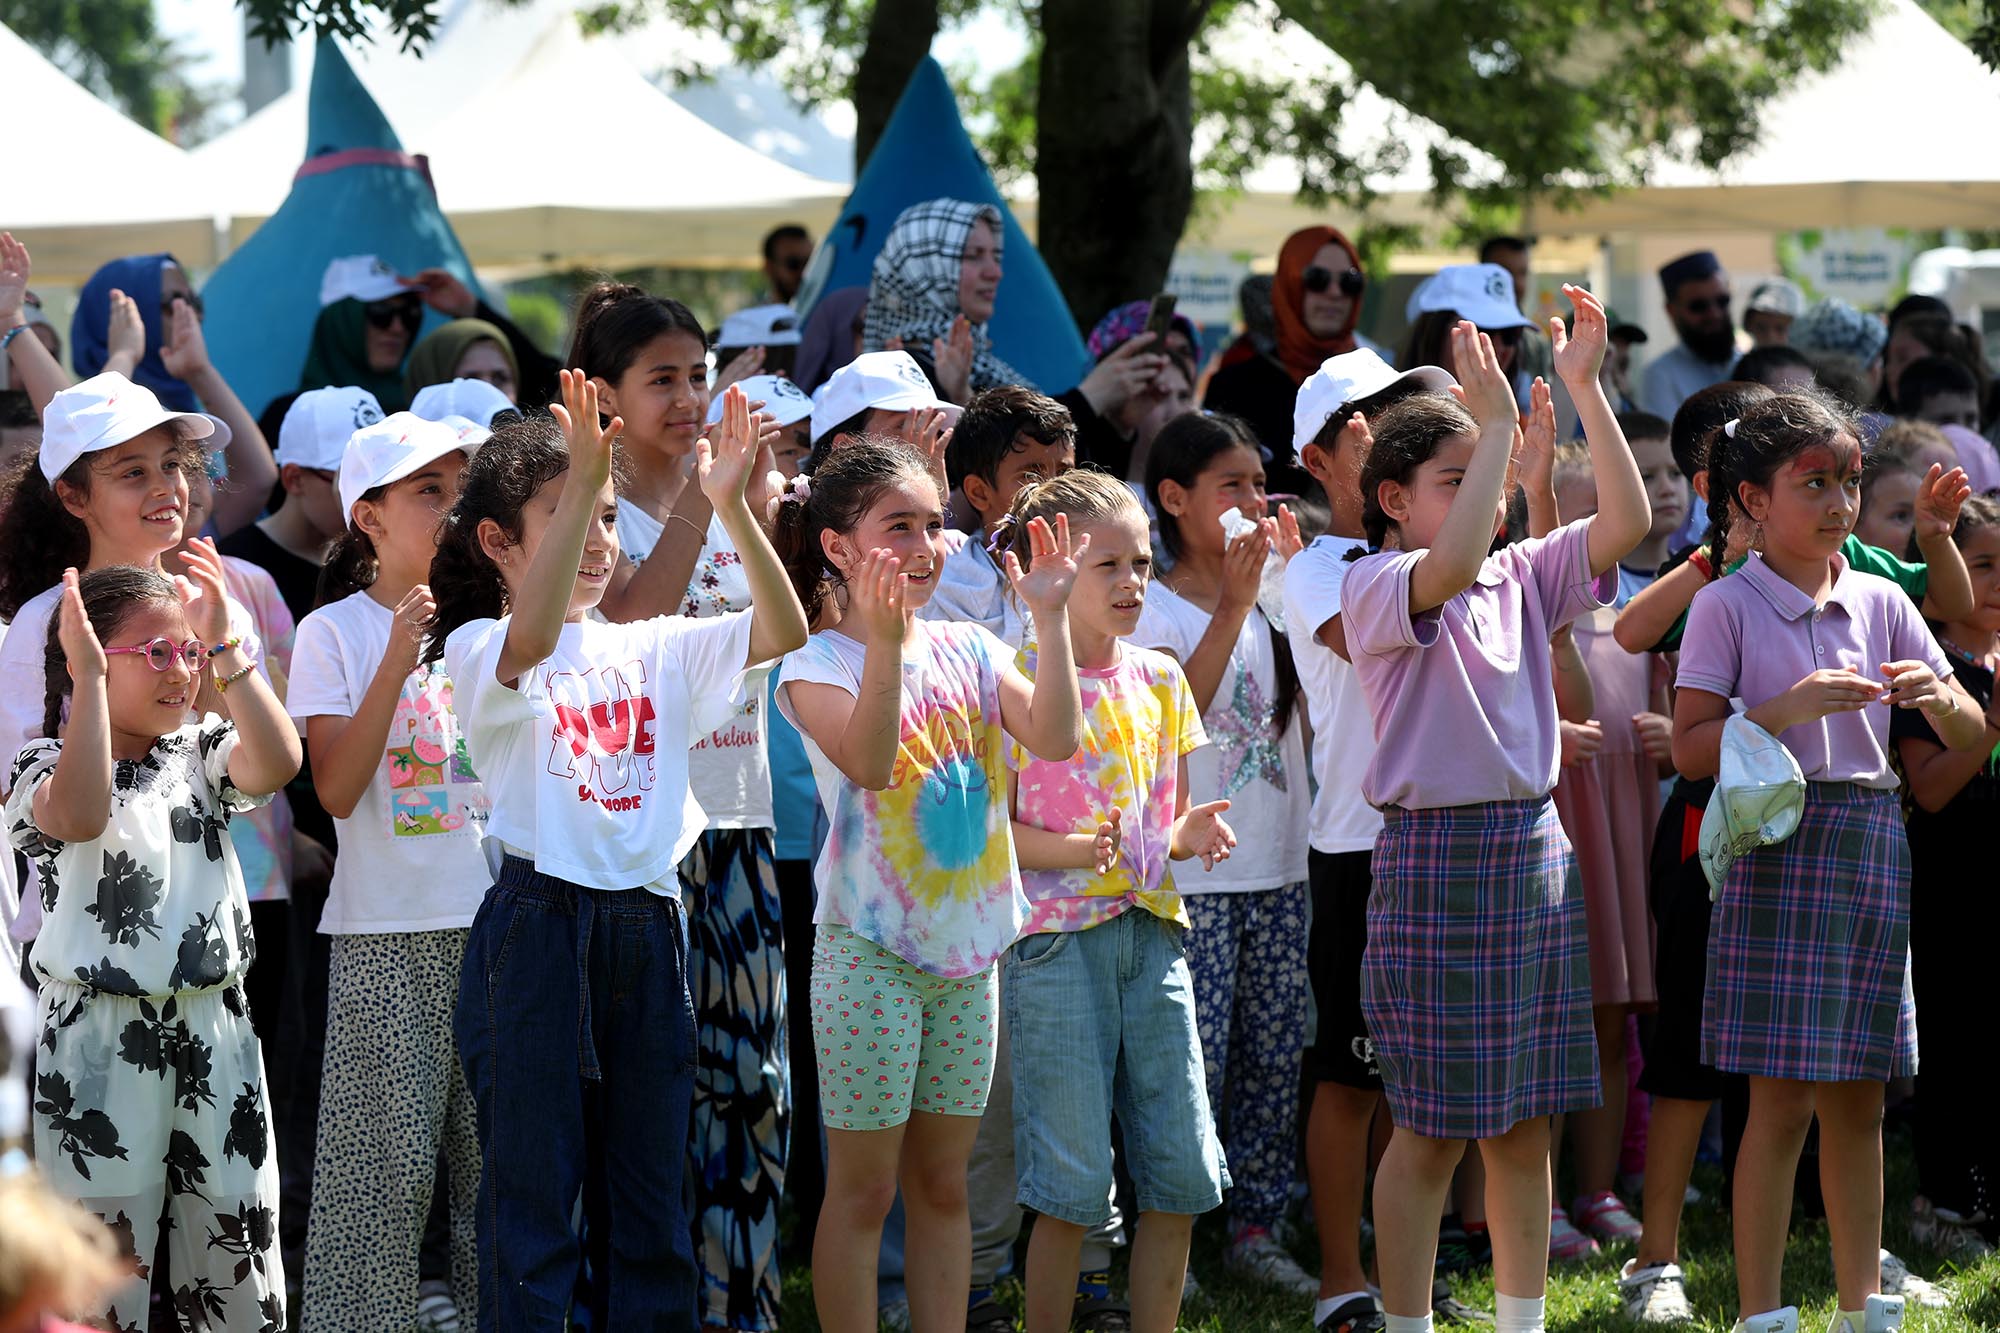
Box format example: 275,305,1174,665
863,198,1028,401
1203,226,1371,491
299,289,424,412
793,286,868,395
404,318,522,405
71,253,202,409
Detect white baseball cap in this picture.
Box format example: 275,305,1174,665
410,377,517,429
436,415,493,449
716,304,803,348
339,411,483,519
810,351,950,445
276,386,384,471
1745,277,1806,319
320,254,418,308
39,372,229,485
713,374,813,430
1408,263,1533,330
1293,351,1456,454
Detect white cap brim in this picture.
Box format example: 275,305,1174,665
40,408,227,486
339,429,481,520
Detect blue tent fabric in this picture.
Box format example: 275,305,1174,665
201,40,484,419
796,57,1085,395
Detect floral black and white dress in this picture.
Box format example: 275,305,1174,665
6,718,284,1333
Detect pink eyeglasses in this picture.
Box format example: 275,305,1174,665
102,638,207,672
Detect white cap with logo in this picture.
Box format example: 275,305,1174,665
320,255,418,308
713,374,814,430
1407,263,1533,330
716,304,803,348
277,386,384,471
410,377,517,429
339,411,483,519
809,351,951,445
1293,351,1456,456
39,372,230,485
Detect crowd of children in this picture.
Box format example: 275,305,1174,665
0,217,1995,1333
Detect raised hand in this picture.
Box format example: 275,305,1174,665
56,568,106,682
933,314,975,405
1091,806,1124,876
1913,463,1973,542
158,297,212,382
697,384,767,508
1275,503,1305,563
1447,321,1517,433
713,345,765,397
848,548,909,644
1217,518,1275,613
387,583,437,674
1551,283,1609,387
401,267,477,318
1518,376,1557,494
1075,331,1168,415
1003,513,1090,618
898,407,954,503
1175,799,1236,870
0,232,31,323
174,537,233,645
551,369,619,492
105,289,146,374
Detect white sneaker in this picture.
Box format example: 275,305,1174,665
1878,1249,1949,1309
1730,1307,1799,1333
1909,1195,1995,1262
1225,1226,1319,1296
1826,1293,1906,1333
1620,1259,1695,1324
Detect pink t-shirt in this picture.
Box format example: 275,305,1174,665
1675,551,1949,787
1343,518,1615,810
1010,643,1205,934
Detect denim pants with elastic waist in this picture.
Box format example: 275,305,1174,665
456,856,699,1332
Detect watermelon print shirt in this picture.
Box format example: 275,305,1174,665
1010,642,1205,935
778,619,1024,978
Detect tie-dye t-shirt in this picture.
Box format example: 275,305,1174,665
1010,643,1205,935
777,619,1023,978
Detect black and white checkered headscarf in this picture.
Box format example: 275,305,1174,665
862,198,1033,392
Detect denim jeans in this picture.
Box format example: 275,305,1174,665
456,856,699,1332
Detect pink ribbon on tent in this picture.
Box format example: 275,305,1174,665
293,149,436,193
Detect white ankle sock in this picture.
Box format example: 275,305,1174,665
1316,1292,1374,1325
1494,1292,1546,1333
1827,1310,1864,1333
1383,1315,1433,1333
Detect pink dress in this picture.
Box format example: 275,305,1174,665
1552,606,1663,1006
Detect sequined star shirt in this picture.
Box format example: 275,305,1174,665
1133,583,1309,894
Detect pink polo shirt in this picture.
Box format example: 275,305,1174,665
1344,518,1615,810
1676,551,1950,788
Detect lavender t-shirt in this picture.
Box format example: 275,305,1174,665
1675,552,1950,788
1343,518,1615,810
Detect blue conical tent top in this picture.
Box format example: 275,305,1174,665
799,57,1086,395
202,39,484,419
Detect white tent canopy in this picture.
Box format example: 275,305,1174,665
1542,0,2000,234
1,21,217,279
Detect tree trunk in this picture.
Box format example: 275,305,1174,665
853,0,943,173
1035,0,1199,331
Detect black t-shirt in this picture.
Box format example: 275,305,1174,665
217,522,323,625
1200,354,1312,496
1893,628,2000,872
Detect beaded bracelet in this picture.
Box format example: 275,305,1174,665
212,661,257,693
208,636,244,659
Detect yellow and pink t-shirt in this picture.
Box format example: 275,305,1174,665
1010,643,1206,935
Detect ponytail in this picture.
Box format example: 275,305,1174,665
315,526,379,609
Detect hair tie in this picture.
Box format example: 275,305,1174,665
985,511,1020,555
1722,418,1740,439
789,475,813,503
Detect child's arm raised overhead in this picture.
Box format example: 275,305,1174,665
1554,285,1650,576
33,569,112,843
159,298,279,537
1519,377,1559,540
1407,323,1517,614
0,233,71,414
784,549,909,790
304,585,436,819
997,514,1086,762
496,370,618,686
698,384,810,665
180,539,301,795
1912,463,1976,622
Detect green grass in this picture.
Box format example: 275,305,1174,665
777,1126,2000,1331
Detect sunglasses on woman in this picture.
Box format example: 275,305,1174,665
1482,326,1523,349
103,638,207,672
1303,265,1366,298
363,296,424,332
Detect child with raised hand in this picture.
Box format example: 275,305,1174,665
1672,390,1986,1333
1134,410,1313,1296
770,437,1084,1333
7,548,302,1333
287,413,485,1330
999,467,1231,1333
431,370,807,1332
1342,291,1652,1333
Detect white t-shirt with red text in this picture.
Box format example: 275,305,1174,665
444,611,756,894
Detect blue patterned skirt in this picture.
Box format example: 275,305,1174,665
1362,798,1599,1140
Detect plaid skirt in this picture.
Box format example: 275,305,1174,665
1362,798,1599,1140
1703,782,1917,1082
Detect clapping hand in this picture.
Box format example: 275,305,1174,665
1552,284,1609,387
1002,513,1089,619
550,369,619,493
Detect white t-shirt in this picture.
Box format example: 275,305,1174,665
1133,581,1310,892
0,580,267,942
288,591,494,933
616,498,772,830
1281,535,1382,856
443,611,755,894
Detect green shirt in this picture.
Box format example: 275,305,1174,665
1650,534,1928,655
